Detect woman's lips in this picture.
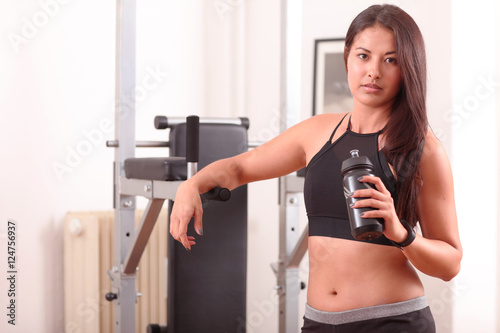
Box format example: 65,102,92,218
362,83,382,93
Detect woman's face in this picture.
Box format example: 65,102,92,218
346,24,402,111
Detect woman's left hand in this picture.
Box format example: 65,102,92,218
350,175,408,243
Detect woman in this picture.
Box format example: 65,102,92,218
170,4,462,332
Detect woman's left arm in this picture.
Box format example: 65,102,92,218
400,132,463,281
352,131,463,281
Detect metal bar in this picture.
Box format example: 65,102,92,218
152,180,183,201
120,177,182,200
106,140,170,148
279,0,287,135
187,162,198,179
120,178,153,198
277,1,307,331
161,116,248,127
248,141,265,148
286,226,308,268
277,0,292,331
123,198,165,275
107,140,262,149
276,176,307,332
284,174,304,192
186,116,199,178
280,189,302,333
111,0,137,331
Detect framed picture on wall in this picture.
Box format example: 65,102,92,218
312,38,353,115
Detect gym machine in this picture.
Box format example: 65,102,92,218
106,0,308,332
107,115,249,333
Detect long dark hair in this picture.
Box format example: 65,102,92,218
344,5,428,227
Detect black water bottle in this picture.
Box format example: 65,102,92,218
341,149,384,241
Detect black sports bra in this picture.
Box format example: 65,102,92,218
304,114,397,246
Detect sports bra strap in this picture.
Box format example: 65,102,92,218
328,113,349,141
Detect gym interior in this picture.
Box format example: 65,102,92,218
0,0,499,332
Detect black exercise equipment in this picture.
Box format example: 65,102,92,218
122,116,249,332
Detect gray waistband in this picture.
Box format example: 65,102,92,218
305,296,428,325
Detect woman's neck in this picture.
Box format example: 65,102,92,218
349,105,391,134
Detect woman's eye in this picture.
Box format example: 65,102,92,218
385,58,397,64
357,54,368,60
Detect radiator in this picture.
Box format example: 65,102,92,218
64,209,168,333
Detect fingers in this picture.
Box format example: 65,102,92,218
170,213,191,249
353,197,387,210
172,223,199,250
357,175,390,194
352,188,386,201
171,210,201,247
167,180,207,251
169,196,204,251
351,175,390,199
351,189,391,208
351,176,406,241
179,233,193,251
350,175,395,218
193,207,204,236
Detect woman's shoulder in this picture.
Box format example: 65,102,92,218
286,112,349,161
314,112,349,122
421,127,448,161
299,112,348,131
419,127,452,178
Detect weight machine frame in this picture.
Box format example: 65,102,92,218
107,0,308,332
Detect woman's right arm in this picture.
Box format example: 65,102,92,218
169,115,323,250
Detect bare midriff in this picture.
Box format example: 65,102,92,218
307,236,425,312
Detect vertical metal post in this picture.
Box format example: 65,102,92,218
186,115,200,179
277,1,303,332
277,180,302,333
277,0,288,330
111,0,137,332
277,1,305,332
279,0,287,135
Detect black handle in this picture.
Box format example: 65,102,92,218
105,292,117,302
201,187,231,202
147,324,167,333
186,115,199,163
154,115,168,129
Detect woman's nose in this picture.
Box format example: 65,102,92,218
367,62,381,79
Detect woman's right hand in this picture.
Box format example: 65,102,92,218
169,181,204,251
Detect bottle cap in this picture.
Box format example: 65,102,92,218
341,149,374,174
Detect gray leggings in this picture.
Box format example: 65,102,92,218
302,297,435,333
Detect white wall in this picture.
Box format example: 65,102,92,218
497,1,500,329
0,1,116,332
0,0,498,332
451,0,499,332
0,0,205,332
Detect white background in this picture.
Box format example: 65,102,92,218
0,0,498,332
